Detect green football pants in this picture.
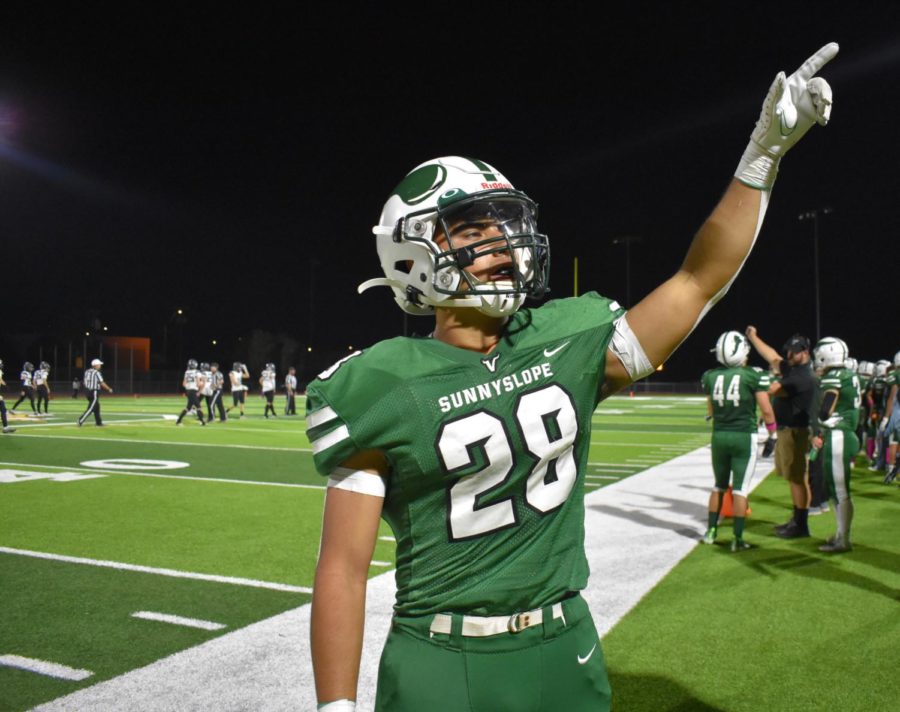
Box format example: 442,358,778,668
710,431,758,496
374,594,611,712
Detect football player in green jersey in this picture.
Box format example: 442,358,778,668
811,338,861,553
701,331,775,551
309,44,839,712
881,351,900,483
867,359,891,470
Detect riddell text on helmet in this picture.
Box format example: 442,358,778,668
481,182,513,190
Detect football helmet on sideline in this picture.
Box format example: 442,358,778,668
813,337,849,371
713,331,750,367
187,359,199,370
359,156,550,318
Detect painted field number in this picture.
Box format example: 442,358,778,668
0,469,106,484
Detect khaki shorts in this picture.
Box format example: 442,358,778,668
775,427,810,484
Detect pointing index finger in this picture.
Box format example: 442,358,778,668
794,42,840,81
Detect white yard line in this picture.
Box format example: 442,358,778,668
131,612,226,631
0,654,93,681
11,433,311,452
11,417,170,429
34,446,772,712
0,462,325,490
0,547,311,594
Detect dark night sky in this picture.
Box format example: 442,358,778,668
1,4,898,381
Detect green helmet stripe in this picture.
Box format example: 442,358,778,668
467,157,497,182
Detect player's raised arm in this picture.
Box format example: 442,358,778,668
605,44,838,389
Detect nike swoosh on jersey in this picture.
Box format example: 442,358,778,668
544,341,571,358
577,643,597,665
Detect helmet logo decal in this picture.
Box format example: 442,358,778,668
731,334,742,356
393,164,448,206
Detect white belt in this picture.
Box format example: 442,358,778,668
429,602,566,637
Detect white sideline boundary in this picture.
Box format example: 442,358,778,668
34,446,772,712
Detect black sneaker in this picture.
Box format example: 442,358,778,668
775,521,810,539
774,519,794,535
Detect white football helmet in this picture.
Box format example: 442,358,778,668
814,337,849,371
875,360,890,378
713,331,750,367
359,156,550,317
844,357,858,372
893,350,900,368
858,360,873,377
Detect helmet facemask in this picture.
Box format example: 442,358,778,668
427,193,549,317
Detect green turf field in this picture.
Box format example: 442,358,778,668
1,394,897,710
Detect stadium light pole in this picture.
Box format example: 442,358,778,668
798,208,832,342
611,236,642,308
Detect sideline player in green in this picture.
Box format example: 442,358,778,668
810,337,861,553
701,331,776,551
308,44,838,712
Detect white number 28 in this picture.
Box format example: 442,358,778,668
436,384,579,541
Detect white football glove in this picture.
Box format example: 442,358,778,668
736,42,839,189
822,413,843,429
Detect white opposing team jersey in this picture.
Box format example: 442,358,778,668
200,370,213,396
21,370,32,387
230,370,246,391
261,369,276,392
183,368,200,391
33,369,48,386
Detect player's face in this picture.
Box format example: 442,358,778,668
435,216,513,285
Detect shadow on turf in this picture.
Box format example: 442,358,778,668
609,671,726,712
717,522,900,601
588,491,705,540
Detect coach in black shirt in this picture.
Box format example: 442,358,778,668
746,328,819,538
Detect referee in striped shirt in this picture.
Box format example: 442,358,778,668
77,358,113,426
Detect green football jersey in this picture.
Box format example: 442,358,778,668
306,292,625,617
818,367,861,432
869,376,889,411
700,366,770,432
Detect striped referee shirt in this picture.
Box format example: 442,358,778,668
83,368,104,391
